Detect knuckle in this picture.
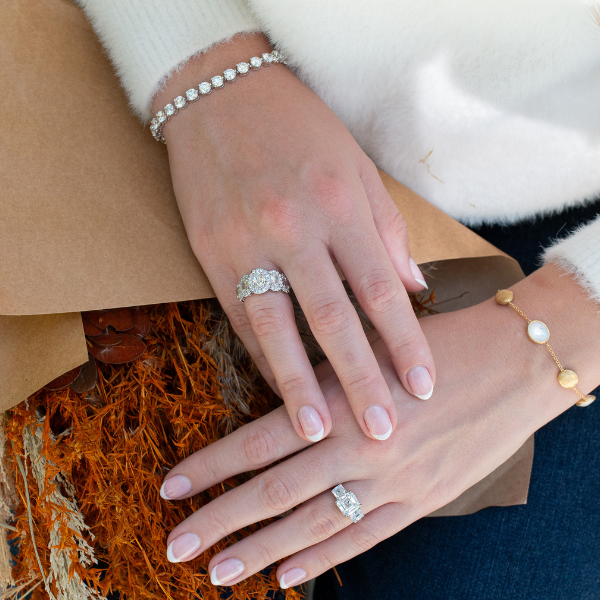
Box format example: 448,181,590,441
250,540,277,566
259,471,300,513
344,369,380,396
305,506,340,541
227,305,254,337
315,550,335,573
199,453,219,484
257,191,303,244
426,478,457,512
279,373,312,397
350,525,381,552
388,329,423,359
387,211,408,241
246,303,288,338
357,270,401,313
308,297,352,337
242,426,279,467
208,507,233,538
311,176,356,226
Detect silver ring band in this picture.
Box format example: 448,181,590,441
236,268,290,303
332,484,364,523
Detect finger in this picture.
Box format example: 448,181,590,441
276,502,414,588
164,443,349,564
159,404,303,501
359,162,428,292
241,284,331,442
205,481,377,587
290,251,397,441
333,228,435,400
334,224,436,401
204,262,281,395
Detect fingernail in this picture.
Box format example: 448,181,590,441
210,558,245,586
363,405,393,440
166,532,202,563
407,366,434,399
409,258,428,288
298,406,324,442
160,474,192,500
280,567,308,589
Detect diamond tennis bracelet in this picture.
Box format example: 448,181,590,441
149,50,287,144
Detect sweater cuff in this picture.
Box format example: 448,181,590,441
78,0,261,121
542,215,600,308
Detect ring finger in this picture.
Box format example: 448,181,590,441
206,480,379,587
164,443,350,563
207,259,331,443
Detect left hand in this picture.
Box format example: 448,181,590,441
158,264,600,588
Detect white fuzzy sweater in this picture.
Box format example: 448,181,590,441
79,0,600,305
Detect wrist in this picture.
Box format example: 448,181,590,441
470,263,600,425
152,32,273,115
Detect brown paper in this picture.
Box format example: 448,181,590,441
0,313,87,412
0,0,532,513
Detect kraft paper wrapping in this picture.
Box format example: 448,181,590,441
0,0,533,515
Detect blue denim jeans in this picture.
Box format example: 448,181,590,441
314,200,600,600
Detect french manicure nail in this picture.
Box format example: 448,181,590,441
160,474,192,500
298,406,324,442
407,365,434,399
409,258,428,289
280,567,308,589
363,405,393,440
210,558,245,586
166,532,202,563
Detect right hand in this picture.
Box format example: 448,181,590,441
152,33,436,443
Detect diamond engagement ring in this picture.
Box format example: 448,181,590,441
236,268,291,302
332,484,364,523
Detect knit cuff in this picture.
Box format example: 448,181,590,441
78,0,261,121
542,215,600,308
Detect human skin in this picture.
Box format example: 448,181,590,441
158,263,600,588
152,33,436,444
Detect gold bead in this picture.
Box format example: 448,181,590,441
576,395,596,407
558,369,579,389
495,290,514,305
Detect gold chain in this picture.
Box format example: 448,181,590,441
495,290,593,406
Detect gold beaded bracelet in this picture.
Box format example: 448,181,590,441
495,290,595,407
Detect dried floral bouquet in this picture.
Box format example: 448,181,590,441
0,290,435,600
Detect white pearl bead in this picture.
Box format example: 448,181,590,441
527,320,550,344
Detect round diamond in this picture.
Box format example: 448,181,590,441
249,56,262,69
236,62,250,75
156,111,166,123
527,320,550,344
174,95,187,109
211,75,224,88
262,52,274,65
186,88,199,101
223,68,237,82
248,269,270,294
150,117,159,128
164,103,176,116
199,81,212,95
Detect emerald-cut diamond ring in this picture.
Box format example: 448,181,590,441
236,268,290,302
332,484,364,523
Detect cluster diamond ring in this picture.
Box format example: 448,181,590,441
237,268,290,303
332,484,364,523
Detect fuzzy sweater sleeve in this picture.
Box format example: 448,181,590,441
77,0,261,121
543,215,600,308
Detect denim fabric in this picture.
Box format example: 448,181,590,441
314,200,600,600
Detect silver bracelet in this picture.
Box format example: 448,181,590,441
149,50,287,144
